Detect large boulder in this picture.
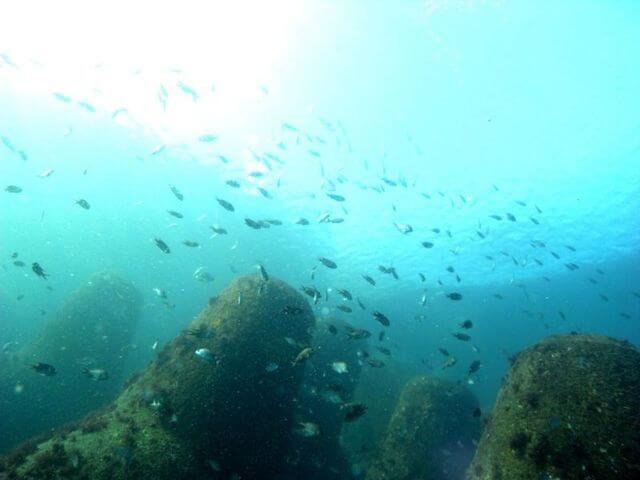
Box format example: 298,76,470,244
0,274,315,479
0,271,142,453
466,333,640,480
366,376,481,480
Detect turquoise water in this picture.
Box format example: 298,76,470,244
1,0,639,476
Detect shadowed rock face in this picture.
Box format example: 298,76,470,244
283,317,364,480
466,333,640,480
0,271,142,453
0,275,314,480
365,376,481,480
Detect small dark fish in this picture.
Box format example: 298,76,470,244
421,241,434,249
265,219,282,226
169,185,183,201
376,346,391,356
468,360,481,375
372,311,390,327
452,333,471,341
5,185,22,193
559,311,566,320
446,266,455,273
446,292,463,301
599,293,609,302
257,187,272,199
337,289,352,301
210,225,228,235
282,305,304,315
565,245,576,252
10,252,18,259
31,362,56,376
341,403,367,422
76,199,91,210
476,230,485,239
357,298,366,310
187,325,216,339
367,359,385,368
506,213,516,222
328,325,338,335
534,259,543,266
362,274,376,286
419,273,426,282
438,348,449,357
245,218,262,229
154,238,171,254
248,171,265,178
327,193,345,202
225,180,240,188
13,260,25,267
530,217,540,225
257,264,269,282
167,210,183,219
378,331,385,342
432,228,441,234
489,214,502,221
345,327,371,340
459,319,473,329
301,286,321,299
472,408,482,418
183,241,199,247
551,251,560,259
515,200,527,207
319,257,337,269
494,293,504,299
565,263,579,271
296,218,310,225
32,262,49,279
216,198,235,212
378,265,398,279
337,305,352,313
619,313,631,320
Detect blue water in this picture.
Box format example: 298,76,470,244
1,0,639,469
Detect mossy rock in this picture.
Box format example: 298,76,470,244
466,333,640,480
0,271,142,453
0,275,314,479
366,376,481,480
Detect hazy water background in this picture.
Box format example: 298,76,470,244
1,0,639,438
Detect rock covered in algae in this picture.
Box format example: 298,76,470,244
0,271,142,453
0,274,314,479
365,376,481,480
466,333,640,480
283,317,363,479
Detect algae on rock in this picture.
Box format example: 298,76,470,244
0,275,315,479
365,375,481,480
466,333,640,480
0,271,142,453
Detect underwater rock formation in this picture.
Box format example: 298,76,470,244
365,376,481,480
466,333,640,480
0,271,142,453
0,274,314,479
284,317,364,479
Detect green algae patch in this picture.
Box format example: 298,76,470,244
366,376,481,480
466,333,640,480
1,274,314,479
